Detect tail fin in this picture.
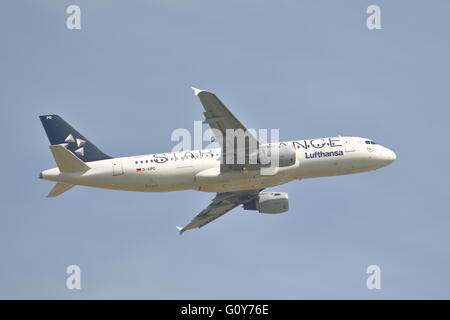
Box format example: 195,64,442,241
39,115,111,162
47,182,75,198
43,146,89,198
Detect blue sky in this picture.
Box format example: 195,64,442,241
1,0,450,299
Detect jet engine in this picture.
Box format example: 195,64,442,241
257,144,296,168
243,192,289,214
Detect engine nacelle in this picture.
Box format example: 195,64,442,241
243,192,289,214
258,144,296,168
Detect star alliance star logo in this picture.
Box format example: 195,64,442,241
59,134,86,156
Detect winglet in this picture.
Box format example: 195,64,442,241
176,226,185,235
191,87,204,96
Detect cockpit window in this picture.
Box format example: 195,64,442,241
365,140,377,145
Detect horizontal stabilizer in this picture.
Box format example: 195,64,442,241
47,182,75,198
49,145,90,172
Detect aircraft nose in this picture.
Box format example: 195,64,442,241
386,148,396,162
382,147,396,165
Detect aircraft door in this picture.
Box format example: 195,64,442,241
112,159,124,176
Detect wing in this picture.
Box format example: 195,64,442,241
177,189,262,234
192,87,259,171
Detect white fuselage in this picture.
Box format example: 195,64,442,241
40,136,396,193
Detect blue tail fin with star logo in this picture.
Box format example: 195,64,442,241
39,115,111,162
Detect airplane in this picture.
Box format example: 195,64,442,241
39,88,396,234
